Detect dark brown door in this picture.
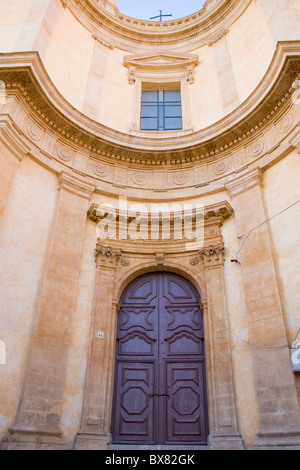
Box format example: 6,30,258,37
112,272,208,445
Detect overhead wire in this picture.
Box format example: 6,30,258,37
226,198,300,348
236,198,300,262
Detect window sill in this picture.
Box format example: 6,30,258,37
129,127,194,138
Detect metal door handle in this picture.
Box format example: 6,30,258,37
149,393,170,399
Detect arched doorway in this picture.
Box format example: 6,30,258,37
111,272,209,445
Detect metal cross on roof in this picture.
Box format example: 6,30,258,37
150,10,173,21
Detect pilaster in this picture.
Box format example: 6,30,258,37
0,117,30,215
195,244,245,450
74,245,123,450
226,168,300,450
0,172,95,450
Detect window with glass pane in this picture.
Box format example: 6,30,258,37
140,90,182,131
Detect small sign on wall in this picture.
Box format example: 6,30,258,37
290,348,300,372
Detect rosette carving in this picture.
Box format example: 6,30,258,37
131,172,149,186
213,160,229,175
277,114,293,134
56,144,74,163
88,158,110,178
172,171,190,186
26,121,43,142
247,140,264,159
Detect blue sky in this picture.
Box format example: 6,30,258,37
117,1,206,21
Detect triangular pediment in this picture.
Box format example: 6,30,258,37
123,52,199,70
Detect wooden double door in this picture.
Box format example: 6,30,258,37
112,272,208,445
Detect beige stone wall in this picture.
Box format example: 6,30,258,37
0,156,57,438
43,7,95,112
226,0,275,105
0,0,35,52
263,149,300,399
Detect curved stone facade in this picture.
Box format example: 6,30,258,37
0,0,300,450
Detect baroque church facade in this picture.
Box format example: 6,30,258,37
0,0,300,450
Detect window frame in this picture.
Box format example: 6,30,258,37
140,89,183,132
129,77,193,137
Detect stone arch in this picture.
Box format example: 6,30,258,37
113,260,206,306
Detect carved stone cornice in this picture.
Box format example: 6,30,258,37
123,52,199,85
0,116,31,160
289,127,300,153
58,171,95,199
89,200,232,254
92,32,115,50
226,168,264,198
0,44,299,168
69,0,251,53
207,28,229,47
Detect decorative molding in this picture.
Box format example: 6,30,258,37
95,244,130,269
70,0,250,53
95,244,122,267
172,171,191,186
128,66,136,85
199,243,225,265
226,168,264,197
120,258,130,267
57,171,95,199
61,0,69,9
190,243,225,267
155,253,165,266
267,143,281,154
0,118,31,161
213,159,230,175
207,28,230,47
92,32,115,50
87,157,111,178
56,143,75,163
276,113,294,134
234,165,249,174
0,43,298,166
131,171,151,186
190,256,200,266
123,53,199,85
246,140,265,159
25,121,43,142
289,128,300,153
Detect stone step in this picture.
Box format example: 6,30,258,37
109,444,210,451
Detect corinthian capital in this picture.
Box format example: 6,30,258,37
199,243,225,266
95,244,122,268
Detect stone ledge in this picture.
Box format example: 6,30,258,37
253,426,300,450
0,424,68,450
73,431,112,450
208,432,246,450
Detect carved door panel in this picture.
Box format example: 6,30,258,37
112,272,208,445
